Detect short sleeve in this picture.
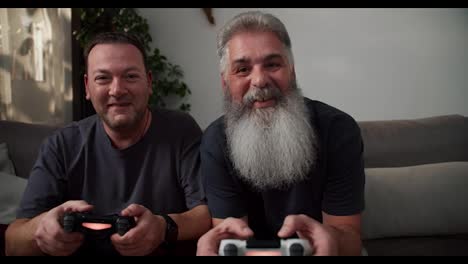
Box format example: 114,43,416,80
16,135,65,219
322,114,365,216
177,114,206,209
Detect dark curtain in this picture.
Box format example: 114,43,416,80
71,9,96,121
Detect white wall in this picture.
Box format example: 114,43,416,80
139,8,468,129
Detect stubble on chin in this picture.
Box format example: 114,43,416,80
101,109,140,131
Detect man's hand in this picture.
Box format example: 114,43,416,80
34,200,93,256
278,214,339,256
196,217,253,256
111,204,165,256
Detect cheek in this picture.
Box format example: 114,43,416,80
278,83,290,94
231,89,245,102
91,89,109,104
276,72,294,93
140,86,152,99
228,80,249,102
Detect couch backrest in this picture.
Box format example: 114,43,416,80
0,120,58,179
358,115,468,240
359,114,468,168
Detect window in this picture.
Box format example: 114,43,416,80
0,8,72,126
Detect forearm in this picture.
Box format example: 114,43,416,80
213,216,248,227
5,214,46,256
168,204,211,240
327,224,362,256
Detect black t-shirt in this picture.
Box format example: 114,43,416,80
201,98,365,239
17,108,205,254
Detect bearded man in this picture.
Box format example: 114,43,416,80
197,11,365,256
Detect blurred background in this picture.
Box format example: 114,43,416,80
1,8,467,129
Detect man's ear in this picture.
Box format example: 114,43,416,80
147,71,153,95
290,66,297,83
84,74,90,100
221,73,227,92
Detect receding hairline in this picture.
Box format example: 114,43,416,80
86,43,148,73
217,11,294,74
84,32,148,73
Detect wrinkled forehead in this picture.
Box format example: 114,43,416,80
226,31,289,63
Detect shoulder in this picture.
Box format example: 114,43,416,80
44,115,99,148
305,98,362,154
33,116,99,166
152,108,202,136
203,116,225,140
201,116,226,150
153,107,196,123
305,98,360,135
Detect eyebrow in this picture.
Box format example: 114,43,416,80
231,53,284,66
264,54,283,61
92,69,111,75
91,67,143,75
232,57,250,65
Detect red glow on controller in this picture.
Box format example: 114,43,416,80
245,250,282,256
82,222,112,230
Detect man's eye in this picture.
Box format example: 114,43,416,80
237,67,249,73
126,74,140,81
266,63,280,68
95,76,110,81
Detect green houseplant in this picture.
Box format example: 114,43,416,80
73,8,191,111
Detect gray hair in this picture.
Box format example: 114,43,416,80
224,82,316,190
217,11,294,73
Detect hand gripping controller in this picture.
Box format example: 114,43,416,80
219,239,313,256
62,212,136,236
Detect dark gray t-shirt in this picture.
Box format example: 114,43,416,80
17,108,205,219
201,98,365,239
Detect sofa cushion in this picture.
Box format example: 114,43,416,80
0,120,58,179
0,143,16,175
359,115,468,168
0,172,27,224
362,162,468,240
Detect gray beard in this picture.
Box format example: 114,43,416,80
224,83,317,190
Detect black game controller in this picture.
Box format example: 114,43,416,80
62,212,136,236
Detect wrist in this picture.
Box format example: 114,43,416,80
160,214,178,246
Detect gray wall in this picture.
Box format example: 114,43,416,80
138,8,468,129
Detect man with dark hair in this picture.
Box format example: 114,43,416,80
6,31,210,256
197,11,365,256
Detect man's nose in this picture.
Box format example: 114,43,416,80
251,67,268,89
109,78,127,97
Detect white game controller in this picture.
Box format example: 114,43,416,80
219,239,313,256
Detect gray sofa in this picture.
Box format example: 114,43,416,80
360,114,468,256
0,120,58,256
1,114,467,256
